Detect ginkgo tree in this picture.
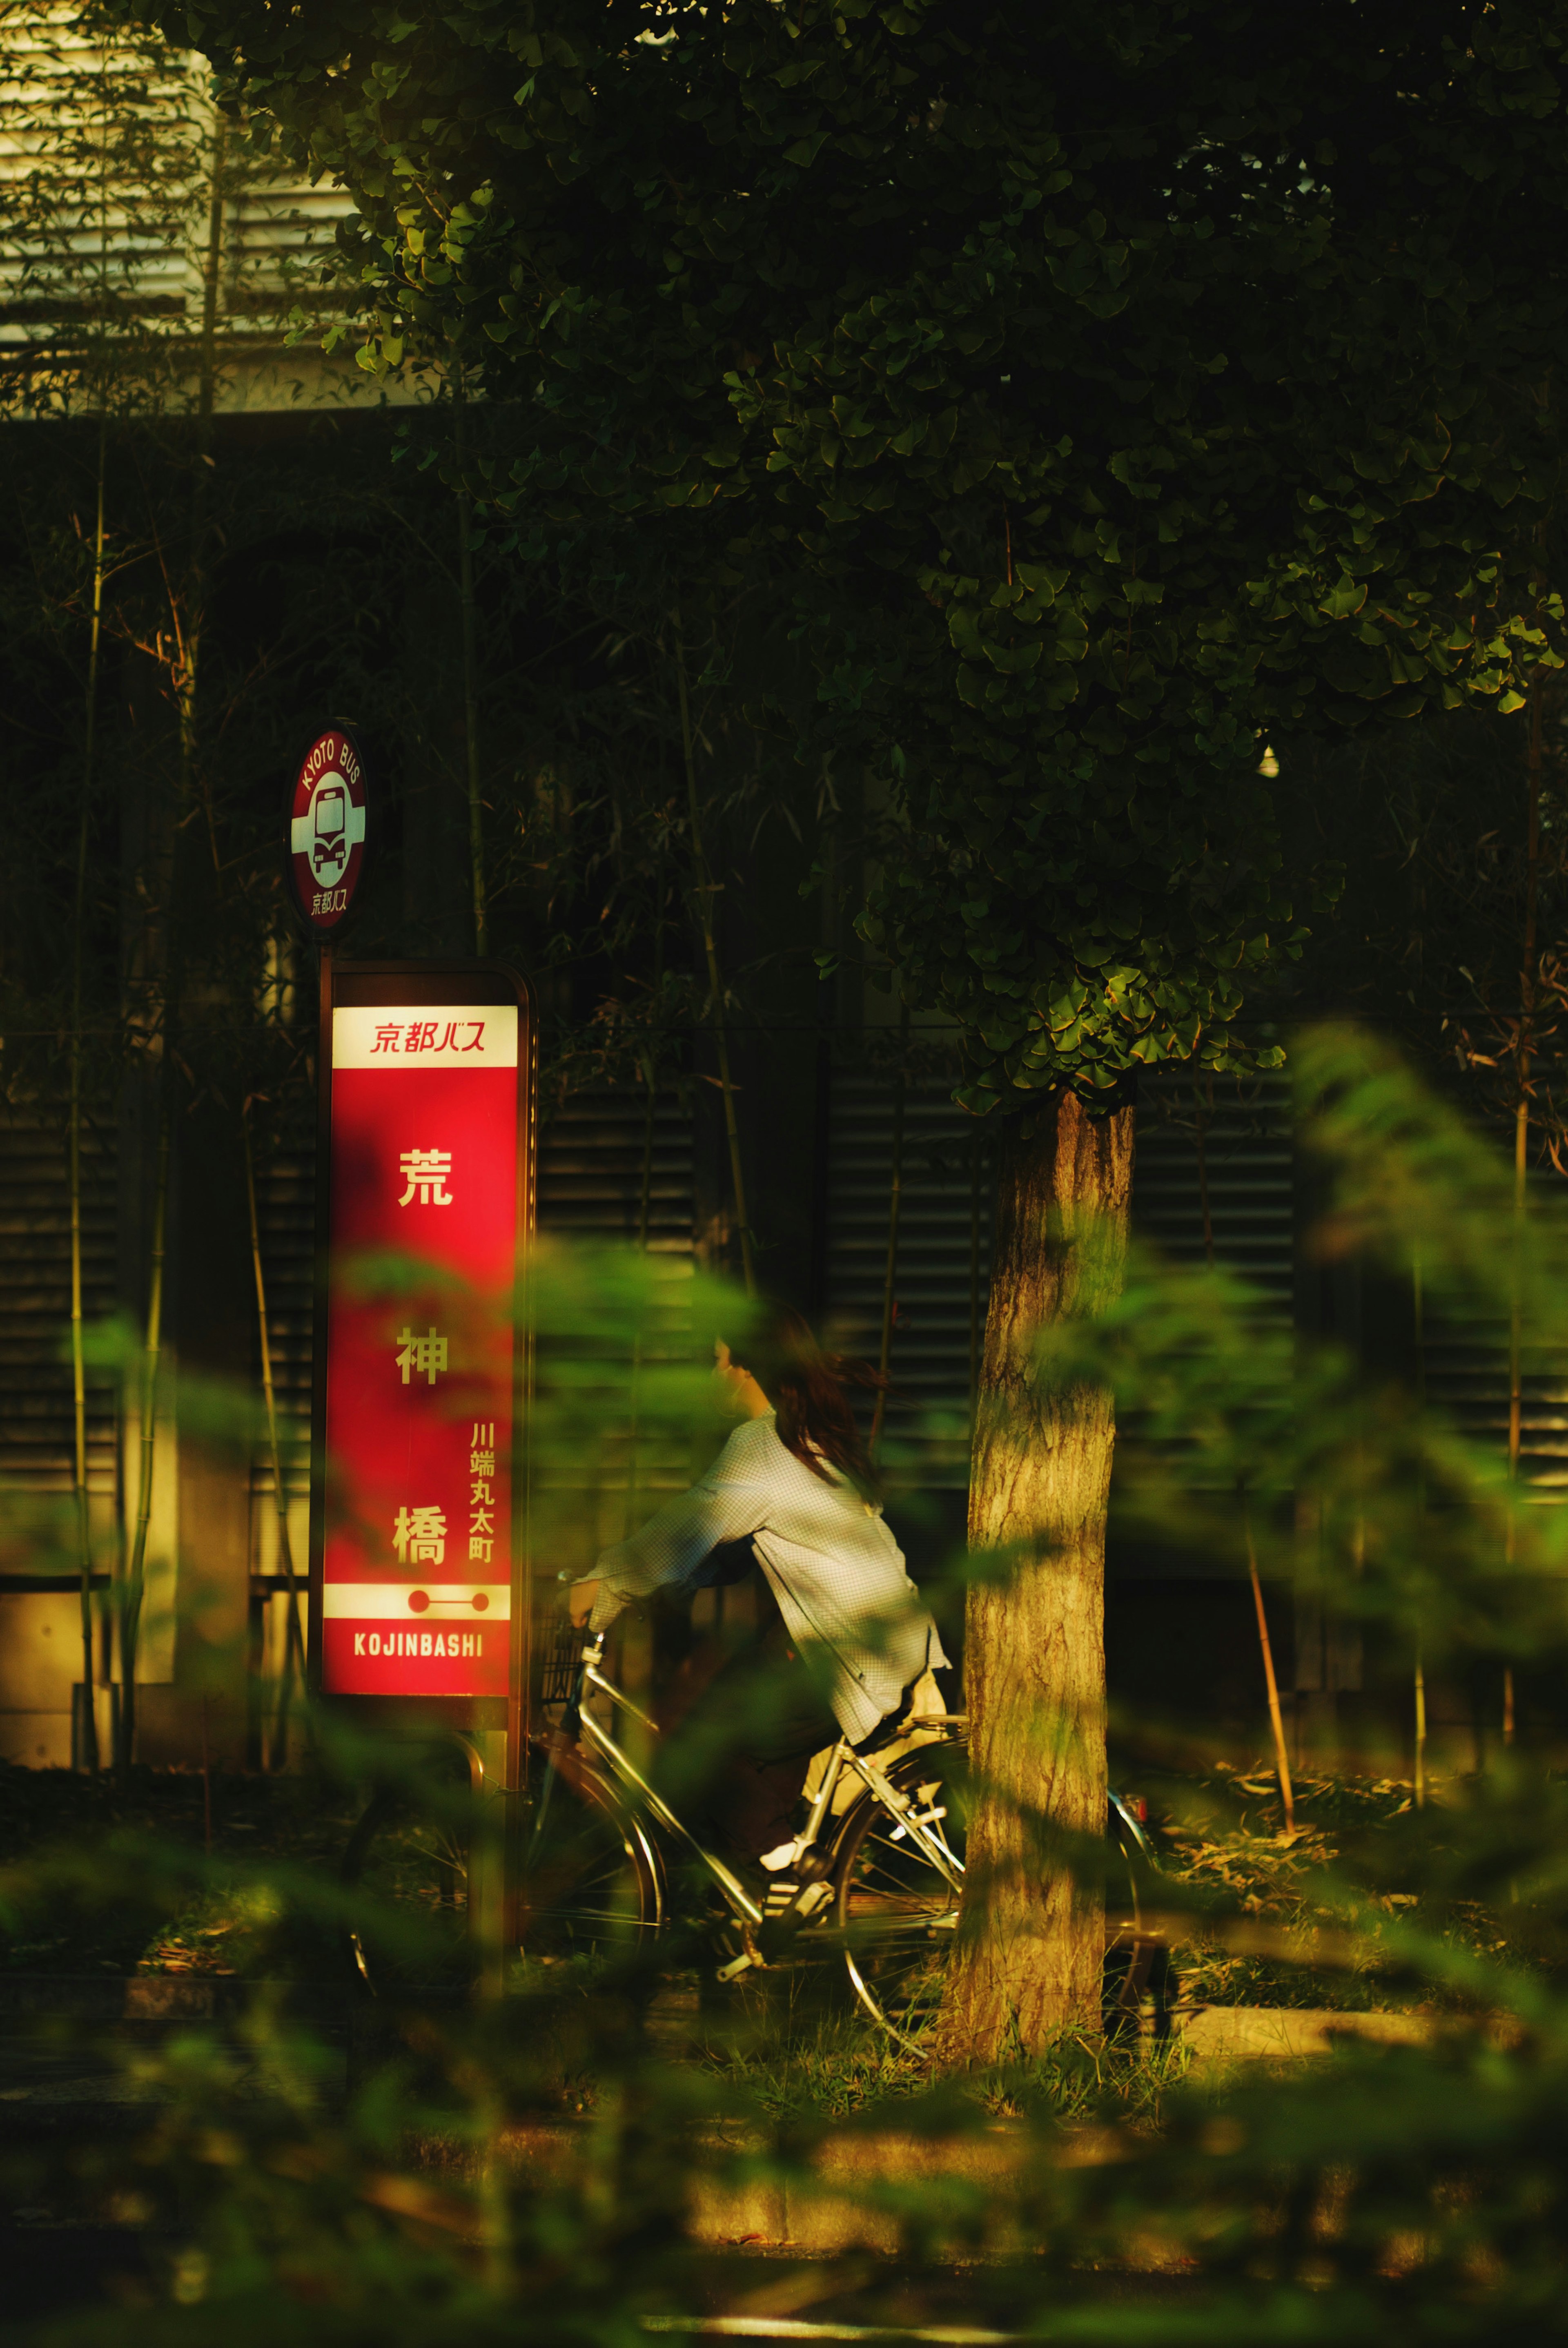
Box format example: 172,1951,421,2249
129,0,1568,2056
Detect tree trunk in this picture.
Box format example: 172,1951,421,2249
938,1089,1134,2065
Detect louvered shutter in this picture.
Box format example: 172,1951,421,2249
537,1089,695,1256
0,1100,117,1766
822,1071,992,1492
0,1103,118,1506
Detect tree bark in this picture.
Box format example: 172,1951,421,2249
938,1089,1134,2065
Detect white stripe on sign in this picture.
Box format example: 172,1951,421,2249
332,1003,519,1071
321,1584,511,1619
291,801,367,857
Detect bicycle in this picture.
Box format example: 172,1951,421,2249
343,1622,1176,2049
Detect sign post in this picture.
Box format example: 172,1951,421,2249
307,959,536,1983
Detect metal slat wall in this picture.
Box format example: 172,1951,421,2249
823,1074,990,1491
0,1105,117,1500
20,1063,1543,1536
0,9,194,354
1134,1074,1568,1507
1422,1212,1568,1504
1117,1073,1295,1562
535,1090,700,1573
1129,1072,1295,1311
249,1114,314,1523
823,1068,1296,1499
536,1090,695,1258
0,2,354,384
247,1114,312,1744
0,1060,1296,1530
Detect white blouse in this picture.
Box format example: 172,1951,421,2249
592,1411,949,1744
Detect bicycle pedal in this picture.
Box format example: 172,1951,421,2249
762,1878,833,1925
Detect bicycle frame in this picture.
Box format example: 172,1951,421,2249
535,1631,967,1958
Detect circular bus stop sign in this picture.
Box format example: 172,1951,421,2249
288,726,369,936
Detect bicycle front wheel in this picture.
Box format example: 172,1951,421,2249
341,1744,477,1993
517,1735,662,1968
833,1747,1173,2051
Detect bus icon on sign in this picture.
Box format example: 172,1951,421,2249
312,782,347,878
288,724,368,935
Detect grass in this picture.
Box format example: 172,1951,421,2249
0,1757,359,1976
2,1751,1547,2028
1142,1760,1548,2013
697,2005,1196,2128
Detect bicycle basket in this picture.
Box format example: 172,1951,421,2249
539,1617,581,1706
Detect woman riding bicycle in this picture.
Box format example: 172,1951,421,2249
570,1300,949,1879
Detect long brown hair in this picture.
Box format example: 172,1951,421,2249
724,1299,886,1495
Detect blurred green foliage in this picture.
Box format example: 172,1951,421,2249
6,1032,1568,2341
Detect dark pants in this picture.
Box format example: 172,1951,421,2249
652,1564,915,1862
653,1574,840,1862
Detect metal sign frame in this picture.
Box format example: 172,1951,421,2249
307,954,537,1790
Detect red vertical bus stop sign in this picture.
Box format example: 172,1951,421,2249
309,961,535,1761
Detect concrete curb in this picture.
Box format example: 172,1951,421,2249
1175,2005,1450,2067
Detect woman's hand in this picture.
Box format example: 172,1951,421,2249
568,1578,600,1629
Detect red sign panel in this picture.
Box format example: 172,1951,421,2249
320,1003,520,1698
290,728,368,934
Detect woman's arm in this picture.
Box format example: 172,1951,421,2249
584,1429,773,1629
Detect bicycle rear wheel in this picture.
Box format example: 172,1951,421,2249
833,1740,967,2049
833,1745,1173,2051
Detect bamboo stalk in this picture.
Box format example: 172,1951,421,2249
1507,677,1542,1555
71,43,117,1772
1218,1096,1297,1813
112,114,225,1775
1245,1508,1296,1834
968,1125,982,1429
200,1695,213,1853
869,1002,910,1459
1194,1079,1215,1267
636,844,666,1255
626,854,666,1555
1413,1247,1428,1806
242,1101,306,1770
176,108,225,866
454,368,488,956
636,1055,657,1255
196,113,226,432
69,411,110,1773
809,823,837,1320
674,615,754,1294
76,50,115,1773
1502,676,1543,1746
119,1077,172,1776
